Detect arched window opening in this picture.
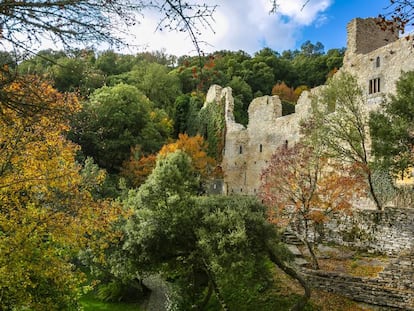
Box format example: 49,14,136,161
376,56,380,68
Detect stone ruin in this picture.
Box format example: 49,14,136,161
205,17,414,197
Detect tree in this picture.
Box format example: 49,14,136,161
121,133,216,188
306,72,382,210
228,76,253,125
158,133,216,178
0,75,122,309
121,152,310,309
120,147,158,188
260,144,363,270
271,81,297,103
0,0,217,53
130,63,181,117
69,83,172,173
370,71,414,179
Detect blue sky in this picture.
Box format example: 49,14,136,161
299,0,391,51
118,0,394,56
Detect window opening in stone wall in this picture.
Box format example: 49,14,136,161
376,56,380,68
259,144,263,152
369,78,381,94
240,188,243,193
239,145,243,154
284,140,289,149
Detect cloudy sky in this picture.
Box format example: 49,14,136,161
120,0,393,56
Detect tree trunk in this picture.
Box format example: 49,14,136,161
267,245,311,311
304,239,319,270
202,259,229,311
199,281,213,310
367,169,382,210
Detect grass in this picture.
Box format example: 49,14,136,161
79,293,143,311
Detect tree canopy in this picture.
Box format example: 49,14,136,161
69,83,172,173
370,71,414,179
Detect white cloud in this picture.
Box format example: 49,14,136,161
118,0,333,56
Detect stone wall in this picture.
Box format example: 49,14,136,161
203,17,414,197
342,18,414,107
301,264,414,310
293,206,414,310
204,85,320,195
346,18,398,56
320,207,414,255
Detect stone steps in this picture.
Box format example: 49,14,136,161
282,229,303,246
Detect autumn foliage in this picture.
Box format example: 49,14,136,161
0,75,122,309
271,82,308,103
121,133,216,188
259,144,365,269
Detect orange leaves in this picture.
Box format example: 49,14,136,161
121,133,217,188
159,133,216,177
260,144,364,228
121,146,157,188
271,82,307,103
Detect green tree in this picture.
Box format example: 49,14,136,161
120,151,310,310
108,61,182,117
95,51,140,76
69,83,172,173
228,76,253,125
370,71,414,179
306,72,381,209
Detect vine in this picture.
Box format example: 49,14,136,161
197,98,225,162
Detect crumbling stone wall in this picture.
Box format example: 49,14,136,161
346,18,398,56
204,84,321,195
295,206,414,310
321,207,414,255
301,265,414,310
202,17,414,197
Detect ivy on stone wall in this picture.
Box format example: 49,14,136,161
197,98,225,162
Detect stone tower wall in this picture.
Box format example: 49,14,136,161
346,18,398,56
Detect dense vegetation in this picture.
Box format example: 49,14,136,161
2,36,413,311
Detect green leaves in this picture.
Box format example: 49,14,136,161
70,83,172,173
120,151,283,308
370,71,414,177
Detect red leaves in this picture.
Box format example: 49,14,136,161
259,143,365,227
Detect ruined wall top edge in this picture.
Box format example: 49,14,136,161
346,17,399,56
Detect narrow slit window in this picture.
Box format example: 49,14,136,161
369,78,381,94
259,144,263,152
376,56,380,68
239,145,243,154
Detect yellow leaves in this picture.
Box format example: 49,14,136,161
159,133,216,177
0,74,123,308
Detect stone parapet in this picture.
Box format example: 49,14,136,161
301,267,414,310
